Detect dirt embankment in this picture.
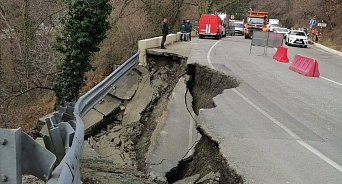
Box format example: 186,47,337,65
80,54,187,183
78,54,243,183
186,63,240,115
164,63,242,184
166,133,243,184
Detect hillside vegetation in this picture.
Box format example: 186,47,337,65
0,0,341,130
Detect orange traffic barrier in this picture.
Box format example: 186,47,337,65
273,46,289,63
289,54,320,77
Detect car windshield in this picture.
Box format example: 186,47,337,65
270,24,279,27
234,23,243,28
248,17,264,24
291,31,306,36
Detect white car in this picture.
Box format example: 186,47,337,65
274,28,289,38
233,21,244,35
267,24,280,32
285,30,308,48
274,28,289,34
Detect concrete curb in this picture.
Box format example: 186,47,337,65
313,42,342,57
138,33,182,66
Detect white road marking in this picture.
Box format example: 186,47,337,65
233,89,342,173
207,42,342,173
187,116,195,157
274,48,342,86
207,40,221,68
320,76,342,86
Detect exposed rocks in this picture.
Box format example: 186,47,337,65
81,55,187,183
109,68,140,100
174,174,200,184
122,67,153,125
166,134,243,184
196,172,220,184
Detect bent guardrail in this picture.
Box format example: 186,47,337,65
0,50,139,184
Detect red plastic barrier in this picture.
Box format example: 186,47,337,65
289,54,320,77
273,46,289,63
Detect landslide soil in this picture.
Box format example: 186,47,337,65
165,63,242,184
166,133,243,184
80,56,243,184
135,55,187,171
81,54,187,183
186,63,240,115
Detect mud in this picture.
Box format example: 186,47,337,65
165,133,243,184
186,63,240,115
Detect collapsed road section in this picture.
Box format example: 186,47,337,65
76,52,243,183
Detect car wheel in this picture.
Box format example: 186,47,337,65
199,35,203,39
303,45,308,48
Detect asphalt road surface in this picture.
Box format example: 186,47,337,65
188,36,342,183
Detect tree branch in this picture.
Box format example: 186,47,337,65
5,83,55,109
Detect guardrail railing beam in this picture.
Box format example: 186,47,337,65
0,50,140,184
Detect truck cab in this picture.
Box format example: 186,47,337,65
244,11,268,39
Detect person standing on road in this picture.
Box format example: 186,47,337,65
315,30,319,43
311,28,315,40
180,20,187,41
161,17,168,49
186,19,192,41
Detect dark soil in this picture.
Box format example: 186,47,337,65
165,63,243,183
134,54,187,172
80,54,243,183
186,63,240,115
166,132,243,184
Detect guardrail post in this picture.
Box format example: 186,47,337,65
0,128,56,183
0,128,22,184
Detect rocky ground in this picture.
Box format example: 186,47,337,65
27,52,243,184
80,54,244,183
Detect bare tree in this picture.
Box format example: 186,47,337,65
0,0,64,128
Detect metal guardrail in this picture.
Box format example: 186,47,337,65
0,50,140,184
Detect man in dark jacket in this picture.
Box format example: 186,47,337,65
161,17,168,49
186,19,192,41
180,20,187,41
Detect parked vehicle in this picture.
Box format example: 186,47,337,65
198,14,223,39
267,19,280,32
274,27,289,38
244,11,268,39
285,30,308,48
233,21,244,35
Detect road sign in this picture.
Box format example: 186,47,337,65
309,19,316,25
231,15,235,20
317,23,327,27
